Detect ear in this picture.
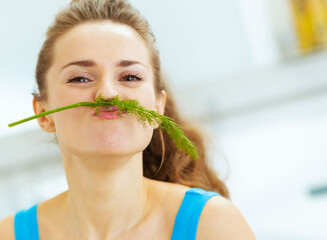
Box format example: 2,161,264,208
155,90,167,115
33,98,56,133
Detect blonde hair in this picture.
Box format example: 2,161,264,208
33,0,229,198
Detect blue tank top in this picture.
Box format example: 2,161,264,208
14,188,220,240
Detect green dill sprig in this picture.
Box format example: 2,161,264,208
8,95,199,160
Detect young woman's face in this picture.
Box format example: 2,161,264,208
40,22,165,158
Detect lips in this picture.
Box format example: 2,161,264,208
92,106,126,119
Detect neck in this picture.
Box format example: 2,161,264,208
59,151,152,240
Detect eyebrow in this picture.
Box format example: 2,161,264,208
60,59,148,72
116,60,148,69
61,60,96,71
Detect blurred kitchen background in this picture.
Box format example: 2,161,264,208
1,0,327,239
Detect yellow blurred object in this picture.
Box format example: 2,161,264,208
290,0,327,53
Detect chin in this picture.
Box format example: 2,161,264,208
73,145,144,160
58,123,153,158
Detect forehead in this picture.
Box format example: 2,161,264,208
51,21,152,69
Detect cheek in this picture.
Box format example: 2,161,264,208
47,88,84,109
136,85,157,110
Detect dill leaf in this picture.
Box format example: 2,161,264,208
8,95,199,160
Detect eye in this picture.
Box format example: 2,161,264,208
120,73,143,82
67,76,92,84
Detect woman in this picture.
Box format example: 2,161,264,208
0,0,256,239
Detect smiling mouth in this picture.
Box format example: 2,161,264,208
92,106,126,119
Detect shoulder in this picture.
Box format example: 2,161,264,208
196,196,256,240
147,178,190,202
0,214,15,240
146,179,190,219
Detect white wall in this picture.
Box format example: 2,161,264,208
0,0,69,138
214,93,327,240
130,0,252,88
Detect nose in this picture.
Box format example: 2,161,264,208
94,78,119,101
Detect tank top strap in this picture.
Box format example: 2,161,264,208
14,204,40,240
171,188,220,240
